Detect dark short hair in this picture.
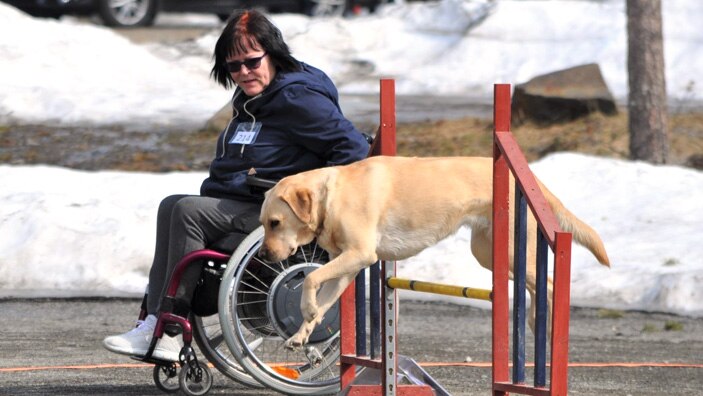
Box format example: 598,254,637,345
211,9,301,89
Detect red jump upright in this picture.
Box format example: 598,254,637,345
492,83,573,396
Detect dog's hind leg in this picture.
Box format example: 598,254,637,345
526,277,554,337
472,227,554,337
470,227,494,273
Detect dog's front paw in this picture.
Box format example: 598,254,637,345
284,333,308,351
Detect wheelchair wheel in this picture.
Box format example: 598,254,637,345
219,226,343,395
179,360,213,396
153,363,179,393
191,313,261,388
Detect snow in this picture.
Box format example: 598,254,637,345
1,0,701,127
0,0,701,317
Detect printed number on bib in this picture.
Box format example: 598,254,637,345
229,122,262,145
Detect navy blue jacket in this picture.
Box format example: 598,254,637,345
201,63,370,202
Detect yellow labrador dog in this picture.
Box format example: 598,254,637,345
257,156,610,349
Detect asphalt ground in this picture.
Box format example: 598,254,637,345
1,299,702,395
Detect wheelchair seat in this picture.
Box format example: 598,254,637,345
208,232,248,253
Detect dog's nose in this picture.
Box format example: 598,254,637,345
258,246,271,262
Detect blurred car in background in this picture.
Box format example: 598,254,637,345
2,0,384,27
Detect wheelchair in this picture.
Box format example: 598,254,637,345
131,176,342,396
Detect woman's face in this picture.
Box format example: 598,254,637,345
226,40,276,97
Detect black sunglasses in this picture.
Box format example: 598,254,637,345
225,53,267,73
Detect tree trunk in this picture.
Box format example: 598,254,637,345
626,0,668,163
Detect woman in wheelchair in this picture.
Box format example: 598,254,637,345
102,9,369,363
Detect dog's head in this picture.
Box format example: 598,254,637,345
258,175,321,263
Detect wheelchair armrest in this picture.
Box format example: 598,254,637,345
246,175,277,189
246,175,278,196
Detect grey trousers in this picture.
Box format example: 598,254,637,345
146,194,261,314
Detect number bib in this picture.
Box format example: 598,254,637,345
229,122,262,145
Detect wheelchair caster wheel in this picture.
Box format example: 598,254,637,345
179,361,213,396
153,363,179,393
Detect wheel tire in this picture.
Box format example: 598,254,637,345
26,9,63,19
97,0,158,27
178,362,213,396
218,226,343,395
152,364,180,393
305,0,348,17
191,313,262,388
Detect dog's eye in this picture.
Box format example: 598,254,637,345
270,219,280,229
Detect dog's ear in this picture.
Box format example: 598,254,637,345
281,186,314,224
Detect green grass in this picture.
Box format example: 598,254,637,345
598,309,624,319
662,258,680,266
664,321,684,331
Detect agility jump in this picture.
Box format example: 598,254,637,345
338,81,574,396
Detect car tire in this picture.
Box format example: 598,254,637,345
97,0,158,27
26,9,64,19
304,0,348,17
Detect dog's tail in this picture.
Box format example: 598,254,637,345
542,184,610,267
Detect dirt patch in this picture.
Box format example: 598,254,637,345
1,109,702,171
396,110,703,168
0,124,217,172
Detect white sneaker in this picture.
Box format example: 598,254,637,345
103,315,182,362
